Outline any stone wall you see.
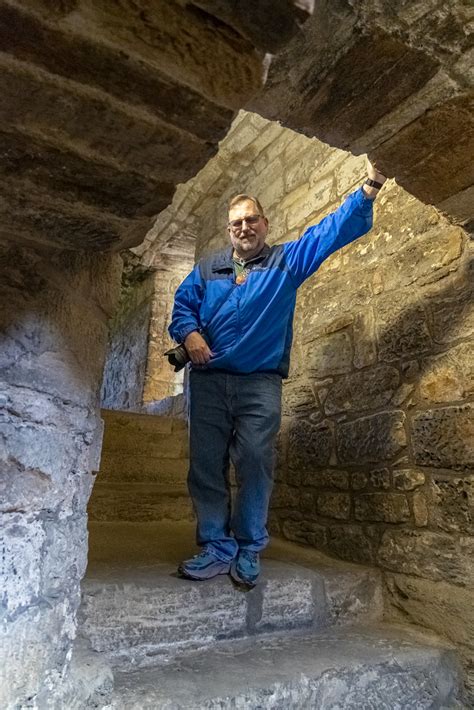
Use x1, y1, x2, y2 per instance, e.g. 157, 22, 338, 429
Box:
142, 110, 474, 692
101, 256, 154, 411
0, 244, 121, 707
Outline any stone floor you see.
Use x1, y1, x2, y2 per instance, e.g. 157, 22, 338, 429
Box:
73, 520, 466, 708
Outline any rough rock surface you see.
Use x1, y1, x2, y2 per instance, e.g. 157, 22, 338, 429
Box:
108, 625, 462, 709
0, 244, 121, 708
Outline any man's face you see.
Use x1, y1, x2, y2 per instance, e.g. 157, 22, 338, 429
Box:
228, 199, 268, 260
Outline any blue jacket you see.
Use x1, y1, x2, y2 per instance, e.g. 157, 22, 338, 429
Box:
169, 187, 373, 377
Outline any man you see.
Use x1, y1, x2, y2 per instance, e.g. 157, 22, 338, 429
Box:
168, 160, 386, 588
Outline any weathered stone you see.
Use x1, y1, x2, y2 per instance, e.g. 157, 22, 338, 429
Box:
378, 530, 474, 586
301, 469, 350, 490
352, 472, 369, 491
385, 572, 474, 692
376, 293, 433, 362
419, 342, 474, 403
107, 625, 463, 709
374, 94, 474, 206
281, 518, 327, 548
271, 483, 300, 510
324, 365, 399, 416
413, 491, 429, 527
288, 419, 333, 471
426, 267, 474, 345
337, 411, 407, 464
429, 475, 474, 535
326, 525, 381, 565
355, 493, 410, 524
281, 381, 317, 417
317, 493, 351, 520
306, 331, 353, 378
367, 468, 391, 490
412, 404, 474, 470
353, 309, 378, 369
393, 469, 426, 491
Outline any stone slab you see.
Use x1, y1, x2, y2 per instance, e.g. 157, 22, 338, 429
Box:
87, 484, 193, 523
108, 624, 463, 709
79, 553, 383, 669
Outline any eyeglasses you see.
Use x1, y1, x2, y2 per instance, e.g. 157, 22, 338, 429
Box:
228, 214, 262, 231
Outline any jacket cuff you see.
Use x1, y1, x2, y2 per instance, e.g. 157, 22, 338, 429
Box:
177, 324, 199, 343
355, 185, 375, 211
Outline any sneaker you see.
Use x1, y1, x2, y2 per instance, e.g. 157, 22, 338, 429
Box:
177, 547, 231, 580
230, 549, 260, 588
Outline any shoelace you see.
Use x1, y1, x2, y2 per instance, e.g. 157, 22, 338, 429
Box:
240, 550, 258, 563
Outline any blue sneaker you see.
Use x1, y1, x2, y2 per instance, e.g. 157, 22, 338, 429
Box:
230, 549, 260, 588
178, 547, 231, 580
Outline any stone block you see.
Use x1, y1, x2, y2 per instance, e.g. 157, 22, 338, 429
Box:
413, 490, 429, 527
337, 411, 407, 464
281, 518, 327, 548
281, 380, 317, 417
367, 468, 391, 490
324, 364, 399, 415
286, 175, 334, 231
326, 525, 382, 565
412, 404, 474, 470
429, 474, 474, 535
288, 419, 333, 471
352, 309, 378, 369
354, 493, 410, 523
375, 292, 432, 362
306, 331, 353, 378
317, 492, 351, 520
393, 469, 425, 491
352, 472, 369, 490
385, 572, 474, 657
378, 529, 474, 586
255, 564, 317, 632
419, 341, 474, 403
300, 469, 350, 490
426, 267, 474, 345
270, 483, 300, 510
1, 513, 45, 614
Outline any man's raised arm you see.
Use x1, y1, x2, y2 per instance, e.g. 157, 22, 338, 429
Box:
283, 159, 387, 287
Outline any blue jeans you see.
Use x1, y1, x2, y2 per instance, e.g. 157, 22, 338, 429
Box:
188, 370, 282, 562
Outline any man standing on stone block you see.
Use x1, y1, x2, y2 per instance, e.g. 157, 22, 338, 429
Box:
168, 160, 386, 588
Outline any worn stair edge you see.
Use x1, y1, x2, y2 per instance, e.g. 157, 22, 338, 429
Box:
88, 486, 194, 523
101, 409, 187, 433
79, 558, 382, 669
105, 623, 464, 709
97, 456, 189, 484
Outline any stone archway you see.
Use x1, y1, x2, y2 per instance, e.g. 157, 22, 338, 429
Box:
1, 1, 472, 706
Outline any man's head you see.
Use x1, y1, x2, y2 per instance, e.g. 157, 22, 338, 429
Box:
227, 194, 268, 261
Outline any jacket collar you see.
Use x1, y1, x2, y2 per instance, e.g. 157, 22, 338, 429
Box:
211, 244, 270, 272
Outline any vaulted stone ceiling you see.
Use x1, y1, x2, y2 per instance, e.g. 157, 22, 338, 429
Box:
0, 0, 312, 251
1, 0, 472, 254
250, 0, 474, 230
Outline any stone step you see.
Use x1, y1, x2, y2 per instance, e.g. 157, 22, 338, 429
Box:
79, 552, 382, 670
88, 484, 193, 523
97, 456, 188, 485
101, 409, 186, 436
107, 624, 463, 709
102, 429, 188, 459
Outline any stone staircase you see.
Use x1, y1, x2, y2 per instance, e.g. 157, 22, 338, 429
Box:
88, 410, 192, 523
80, 410, 466, 708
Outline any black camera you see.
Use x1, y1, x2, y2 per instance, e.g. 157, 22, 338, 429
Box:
164, 343, 190, 372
